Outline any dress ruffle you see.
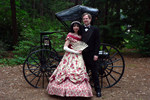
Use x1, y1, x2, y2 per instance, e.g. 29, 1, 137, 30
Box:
47, 79, 93, 97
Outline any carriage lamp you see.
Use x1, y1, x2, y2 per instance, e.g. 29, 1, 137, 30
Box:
43, 35, 50, 46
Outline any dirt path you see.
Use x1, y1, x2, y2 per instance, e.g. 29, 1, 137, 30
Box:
0, 55, 150, 100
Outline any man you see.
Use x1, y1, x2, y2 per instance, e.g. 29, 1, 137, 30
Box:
81, 13, 101, 97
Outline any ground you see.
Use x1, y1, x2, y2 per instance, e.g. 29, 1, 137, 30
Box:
0, 53, 150, 100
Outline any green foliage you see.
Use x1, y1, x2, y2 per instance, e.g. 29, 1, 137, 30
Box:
19, 0, 74, 18
13, 18, 52, 57
84, 0, 126, 48
45, 0, 74, 13
121, 0, 150, 32
138, 35, 150, 56
0, 0, 72, 50
2, 0, 150, 66
99, 23, 125, 49
125, 32, 150, 56
0, 57, 25, 67
84, 0, 150, 51
0, 0, 72, 66
11, 18, 66, 65
50, 31, 66, 52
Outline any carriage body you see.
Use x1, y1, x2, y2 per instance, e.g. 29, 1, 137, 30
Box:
23, 5, 125, 88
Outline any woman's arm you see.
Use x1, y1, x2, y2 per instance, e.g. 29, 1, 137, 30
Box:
63, 40, 80, 54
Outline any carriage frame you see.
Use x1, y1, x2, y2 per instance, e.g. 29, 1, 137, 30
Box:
23, 5, 125, 89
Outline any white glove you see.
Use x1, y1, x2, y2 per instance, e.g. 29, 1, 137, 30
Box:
64, 46, 79, 54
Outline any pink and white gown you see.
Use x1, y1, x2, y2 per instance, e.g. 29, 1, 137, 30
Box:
47, 33, 93, 97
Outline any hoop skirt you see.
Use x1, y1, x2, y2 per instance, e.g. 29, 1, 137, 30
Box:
47, 33, 93, 97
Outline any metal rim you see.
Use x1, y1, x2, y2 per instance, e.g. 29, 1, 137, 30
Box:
23, 49, 60, 88
97, 43, 125, 88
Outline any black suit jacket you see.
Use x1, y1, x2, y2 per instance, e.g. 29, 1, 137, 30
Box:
81, 25, 100, 56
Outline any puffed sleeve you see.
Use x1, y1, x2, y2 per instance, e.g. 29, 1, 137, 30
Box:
65, 33, 72, 41
65, 33, 77, 42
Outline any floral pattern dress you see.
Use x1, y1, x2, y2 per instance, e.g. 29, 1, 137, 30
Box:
47, 33, 93, 97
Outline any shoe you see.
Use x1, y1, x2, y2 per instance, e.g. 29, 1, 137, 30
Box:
96, 91, 101, 97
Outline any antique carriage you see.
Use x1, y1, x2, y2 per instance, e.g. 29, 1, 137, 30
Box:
23, 5, 125, 89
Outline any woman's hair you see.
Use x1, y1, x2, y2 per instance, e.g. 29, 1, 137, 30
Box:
70, 21, 82, 35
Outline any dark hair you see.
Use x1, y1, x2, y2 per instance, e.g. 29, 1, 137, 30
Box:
70, 22, 82, 35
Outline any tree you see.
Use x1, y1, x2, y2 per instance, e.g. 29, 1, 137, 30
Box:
10, 0, 18, 46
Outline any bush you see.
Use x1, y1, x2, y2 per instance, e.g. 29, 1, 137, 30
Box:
126, 33, 150, 57
11, 17, 66, 65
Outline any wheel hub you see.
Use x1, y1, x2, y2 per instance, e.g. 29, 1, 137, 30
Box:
40, 65, 47, 72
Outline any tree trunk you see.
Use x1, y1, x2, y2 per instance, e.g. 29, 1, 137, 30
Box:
116, 0, 121, 30
103, 0, 108, 42
75, 0, 79, 5
144, 2, 150, 35
32, 0, 36, 18
10, 0, 18, 46
104, 0, 108, 25
145, 21, 150, 35
40, 0, 43, 16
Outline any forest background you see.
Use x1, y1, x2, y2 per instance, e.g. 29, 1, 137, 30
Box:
0, 0, 150, 66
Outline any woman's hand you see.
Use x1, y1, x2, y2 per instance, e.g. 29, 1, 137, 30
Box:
77, 50, 82, 54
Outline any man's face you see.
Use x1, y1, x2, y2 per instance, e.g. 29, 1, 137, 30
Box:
82, 15, 91, 26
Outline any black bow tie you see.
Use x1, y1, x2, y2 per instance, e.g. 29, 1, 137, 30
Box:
84, 27, 89, 32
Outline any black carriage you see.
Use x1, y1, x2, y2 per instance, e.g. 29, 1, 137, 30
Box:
23, 5, 125, 89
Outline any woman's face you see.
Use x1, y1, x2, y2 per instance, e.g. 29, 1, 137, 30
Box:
73, 24, 79, 33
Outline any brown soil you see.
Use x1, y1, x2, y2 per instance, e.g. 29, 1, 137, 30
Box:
0, 54, 150, 100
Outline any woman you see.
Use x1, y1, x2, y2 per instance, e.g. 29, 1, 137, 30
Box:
47, 21, 93, 97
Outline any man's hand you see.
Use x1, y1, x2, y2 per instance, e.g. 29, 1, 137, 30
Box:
94, 55, 98, 61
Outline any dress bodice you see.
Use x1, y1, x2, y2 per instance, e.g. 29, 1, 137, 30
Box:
65, 33, 81, 49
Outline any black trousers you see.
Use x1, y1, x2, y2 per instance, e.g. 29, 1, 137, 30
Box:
82, 52, 101, 92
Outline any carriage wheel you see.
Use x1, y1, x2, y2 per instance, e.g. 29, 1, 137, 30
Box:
23, 49, 60, 88
97, 43, 125, 88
